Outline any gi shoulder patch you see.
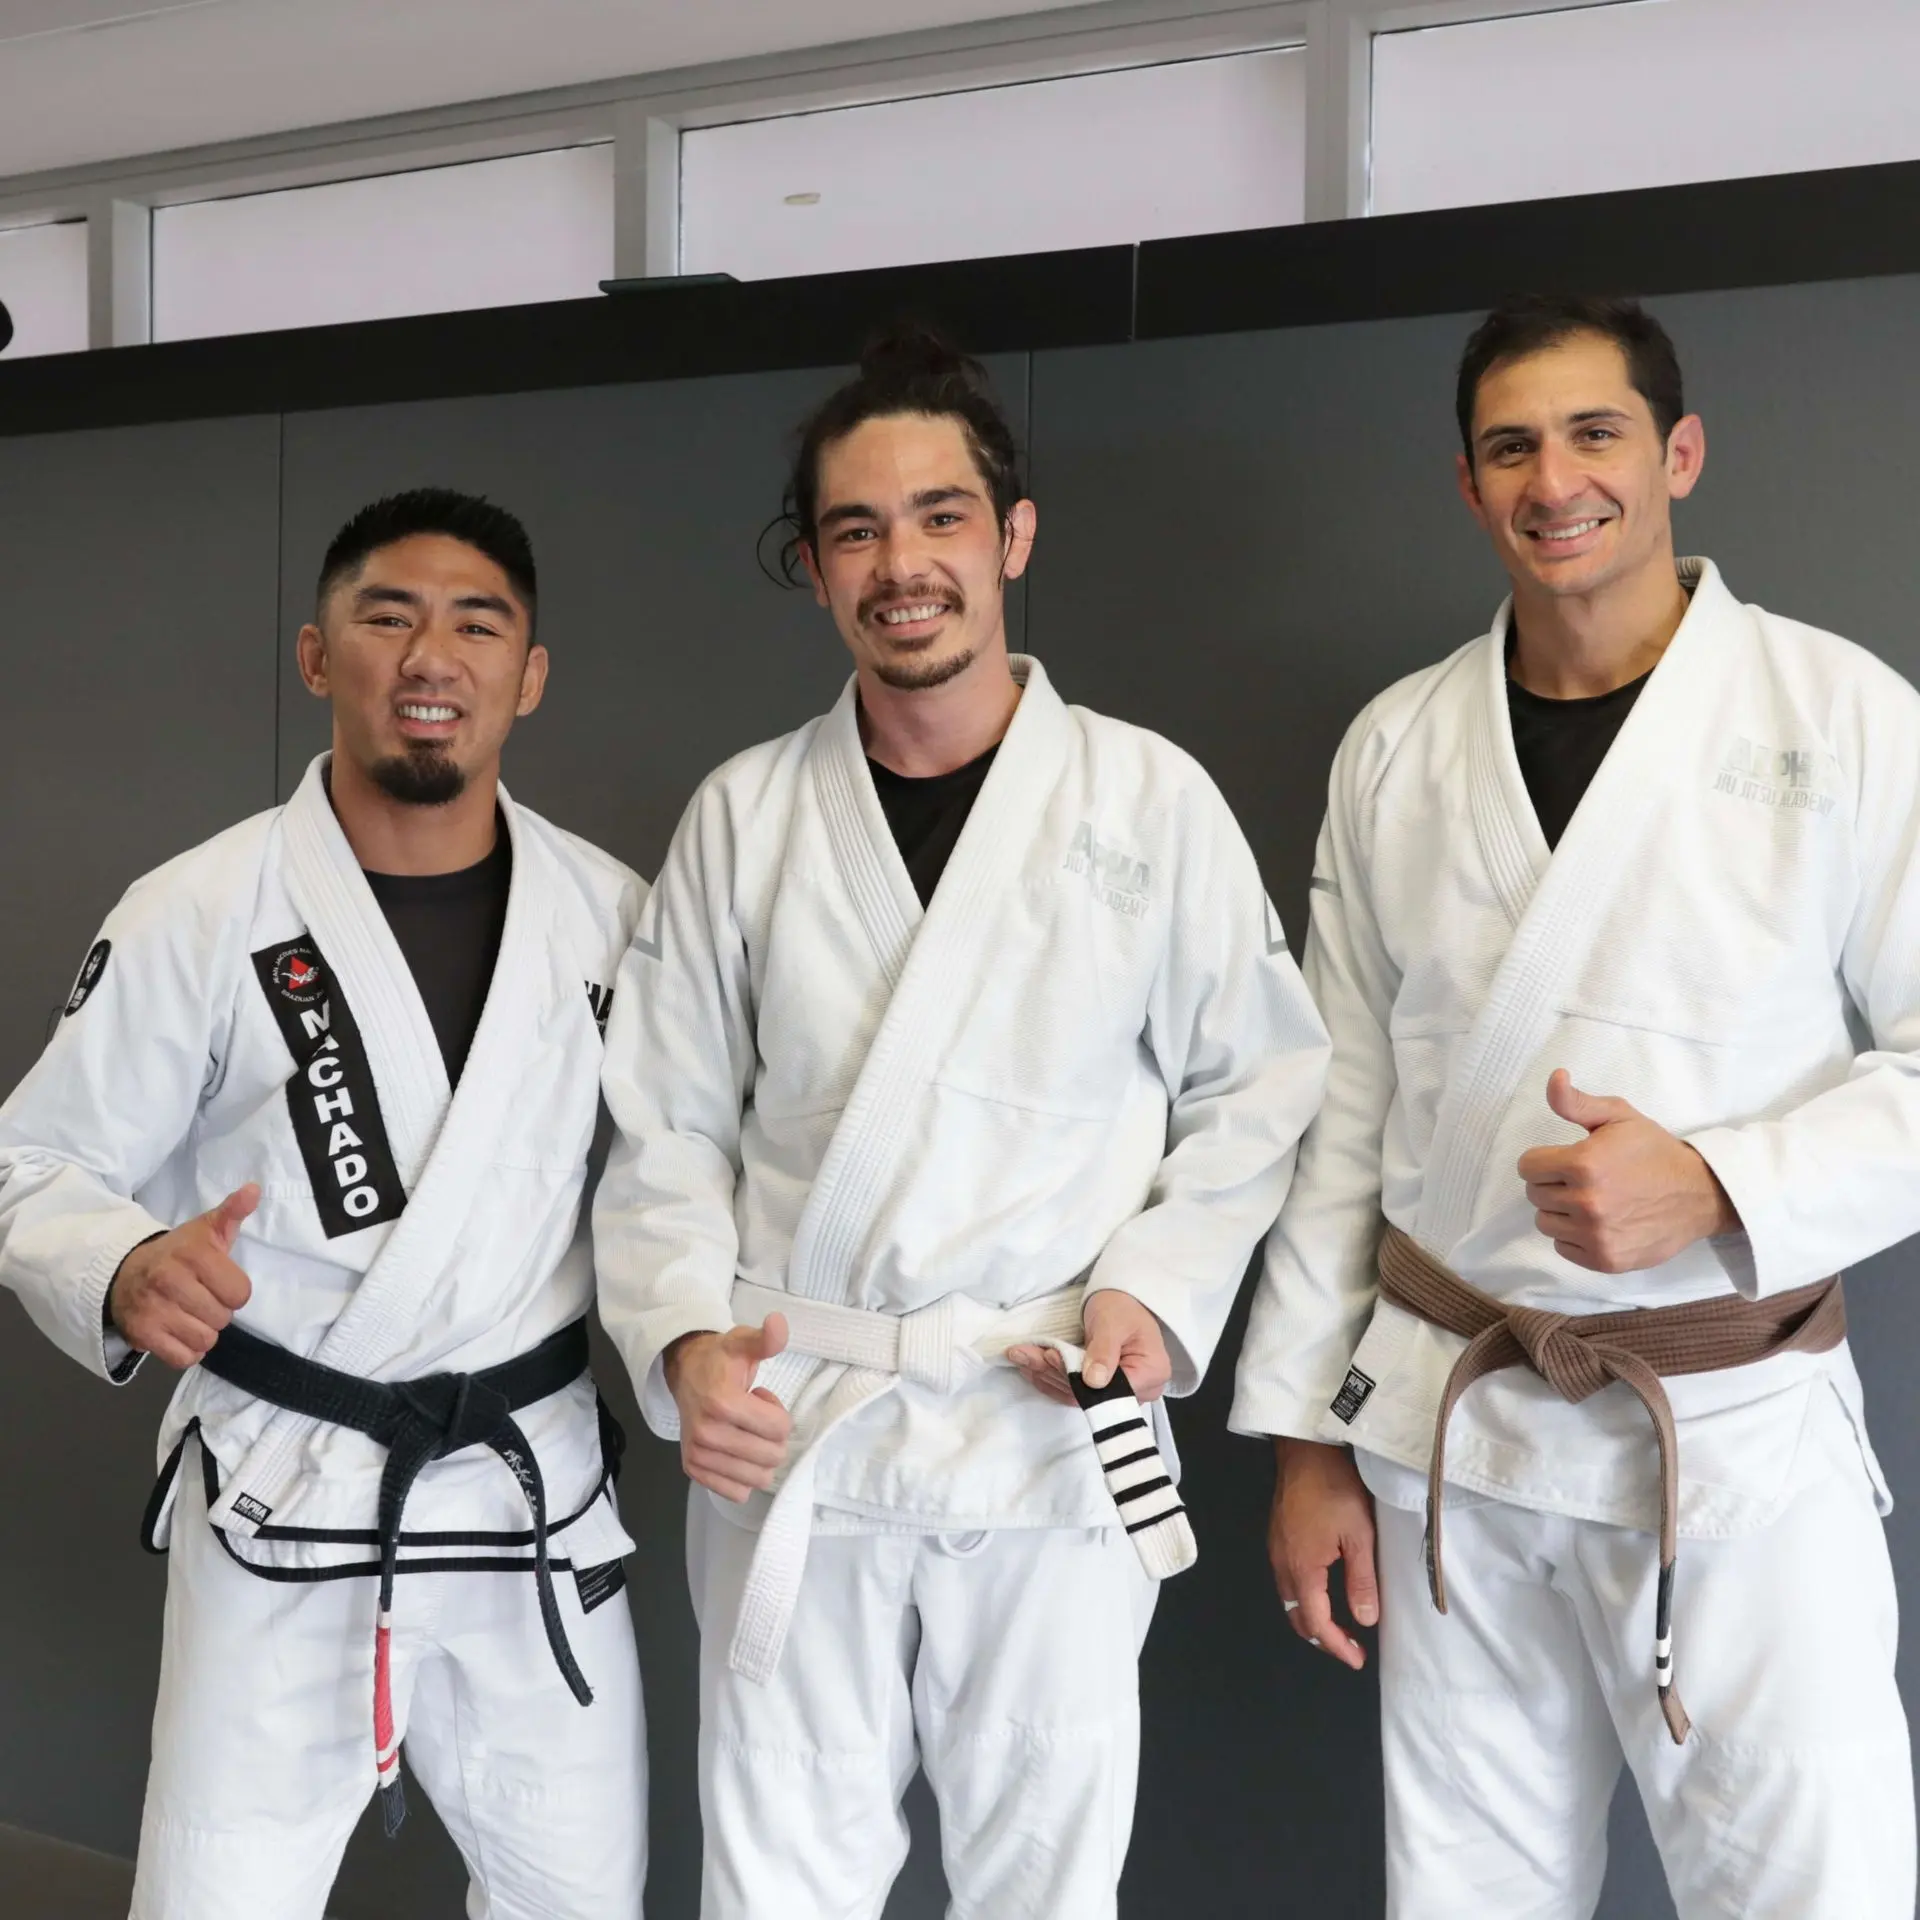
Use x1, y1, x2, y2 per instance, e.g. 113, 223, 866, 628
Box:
1329, 1366, 1376, 1425
64, 939, 111, 1017
251, 937, 407, 1239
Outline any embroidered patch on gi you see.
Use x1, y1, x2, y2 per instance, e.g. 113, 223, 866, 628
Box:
1712, 736, 1840, 816
230, 1492, 273, 1525
574, 1558, 628, 1615
584, 981, 614, 1037
1330, 1366, 1376, 1425
252, 937, 407, 1240
64, 939, 112, 1017
1062, 821, 1151, 920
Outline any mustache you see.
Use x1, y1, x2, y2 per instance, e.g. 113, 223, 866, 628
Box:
859, 580, 965, 623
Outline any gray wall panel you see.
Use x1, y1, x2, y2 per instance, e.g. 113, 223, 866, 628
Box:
0, 415, 281, 1854
1029, 271, 1920, 1920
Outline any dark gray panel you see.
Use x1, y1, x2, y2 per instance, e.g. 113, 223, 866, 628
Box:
0, 415, 281, 1854
276, 360, 1027, 1917
1031, 272, 1920, 1920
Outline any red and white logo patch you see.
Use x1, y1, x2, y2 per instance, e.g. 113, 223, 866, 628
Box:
269, 946, 325, 1005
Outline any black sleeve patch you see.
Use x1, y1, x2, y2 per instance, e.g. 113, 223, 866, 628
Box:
573, 1557, 628, 1615
252, 937, 407, 1239
64, 939, 112, 1017
1329, 1366, 1376, 1425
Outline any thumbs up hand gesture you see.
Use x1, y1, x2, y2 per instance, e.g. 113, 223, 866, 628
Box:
664, 1315, 794, 1502
1517, 1070, 1739, 1273
107, 1184, 260, 1370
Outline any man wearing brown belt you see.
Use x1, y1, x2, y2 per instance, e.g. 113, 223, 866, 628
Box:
1232, 293, 1917, 1916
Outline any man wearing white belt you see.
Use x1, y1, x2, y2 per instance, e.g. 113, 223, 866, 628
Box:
1232, 293, 1918, 1916
596, 325, 1330, 1917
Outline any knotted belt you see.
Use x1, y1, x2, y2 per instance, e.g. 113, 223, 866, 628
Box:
198, 1317, 595, 1831
725, 1278, 1195, 1686
1375, 1225, 1846, 1743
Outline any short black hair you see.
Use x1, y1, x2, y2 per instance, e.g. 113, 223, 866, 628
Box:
316, 488, 538, 629
766, 321, 1026, 584
1456, 294, 1686, 463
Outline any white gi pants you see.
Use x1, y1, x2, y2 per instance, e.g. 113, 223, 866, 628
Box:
688, 1492, 1156, 1920
1373, 1408, 1913, 1919
131, 1457, 648, 1920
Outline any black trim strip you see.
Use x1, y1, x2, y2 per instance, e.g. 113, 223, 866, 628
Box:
0, 245, 1134, 439
210, 1533, 592, 1585
1125, 1499, 1185, 1535
1135, 158, 1920, 342
2, 160, 1916, 440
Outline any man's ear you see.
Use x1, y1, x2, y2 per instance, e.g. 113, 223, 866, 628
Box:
295, 623, 329, 697
799, 539, 830, 609
1664, 413, 1707, 500
1000, 499, 1038, 584
516, 641, 550, 719
1454, 452, 1489, 530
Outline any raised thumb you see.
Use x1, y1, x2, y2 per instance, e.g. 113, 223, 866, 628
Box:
209, 1182, 261, 1249
1546, 1069, 1628, 1132
729, 1310, 788, 1367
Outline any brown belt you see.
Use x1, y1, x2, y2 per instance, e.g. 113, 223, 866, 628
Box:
1375, 1224, 1846, 1743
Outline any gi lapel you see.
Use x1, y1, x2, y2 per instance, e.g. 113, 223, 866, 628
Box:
1466, 599, 1551, 932
785, 655, 1071, 1311
214, 764, 558, 1527
1417, 561, 1736, 1255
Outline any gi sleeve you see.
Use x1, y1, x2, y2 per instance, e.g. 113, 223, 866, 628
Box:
1231, 717, 1403, 1439
0, 873, 224, 1381
1688, 668, 1920, 1297
1086, 774, 1331, 1396
594, 780, 757, 1438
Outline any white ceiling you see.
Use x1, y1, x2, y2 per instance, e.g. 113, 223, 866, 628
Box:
0, 0, 1104, 180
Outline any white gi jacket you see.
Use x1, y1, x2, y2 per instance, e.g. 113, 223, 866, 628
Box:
597, 655, 1331, 1531
1233, 559, 1919, 1537
0, 756, 644, 1571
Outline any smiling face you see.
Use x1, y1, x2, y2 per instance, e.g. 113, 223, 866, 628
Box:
1457, 331, 1704, 604
296, 533, 546, 805
802, 411, 1035, 693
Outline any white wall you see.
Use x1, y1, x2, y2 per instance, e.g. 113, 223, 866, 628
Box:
681, 48, 1306, 281
0, 220, 87, 359
151, 145, 615, 342
1372, 0, 1920, 216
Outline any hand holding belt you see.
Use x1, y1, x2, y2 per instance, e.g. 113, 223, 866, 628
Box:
1375, 1225, 1845, 1743
199, 1317, 593, 1833
724, 1279, 1193, 1687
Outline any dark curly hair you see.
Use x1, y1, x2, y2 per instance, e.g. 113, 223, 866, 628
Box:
764, 321, 1026, 585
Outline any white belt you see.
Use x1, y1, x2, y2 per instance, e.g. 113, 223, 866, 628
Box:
725, 1280, 1089, 1684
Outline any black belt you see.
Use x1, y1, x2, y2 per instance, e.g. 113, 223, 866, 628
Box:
195, 1316, 596, 1832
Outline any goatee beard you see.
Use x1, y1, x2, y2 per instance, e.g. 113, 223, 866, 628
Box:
873, 644, 977, 692
370, 747, 466, 807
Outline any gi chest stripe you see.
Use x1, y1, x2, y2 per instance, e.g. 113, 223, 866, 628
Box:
251, 937, 407, 1238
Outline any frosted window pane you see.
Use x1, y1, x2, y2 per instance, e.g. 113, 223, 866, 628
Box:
1373, 0, 1920, 216
153, 145, 613, 342
682, 49, 1305, 281
0, 221, 88, 360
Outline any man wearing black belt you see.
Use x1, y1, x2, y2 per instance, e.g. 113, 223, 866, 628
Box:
0, 489, 648, 1919
1232, 296, 1917, 1915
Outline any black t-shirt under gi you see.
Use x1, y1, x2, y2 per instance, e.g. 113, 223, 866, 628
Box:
867, 745, 1000, 903
1506, 651, 1653, 851
362, 824, 513, 1085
